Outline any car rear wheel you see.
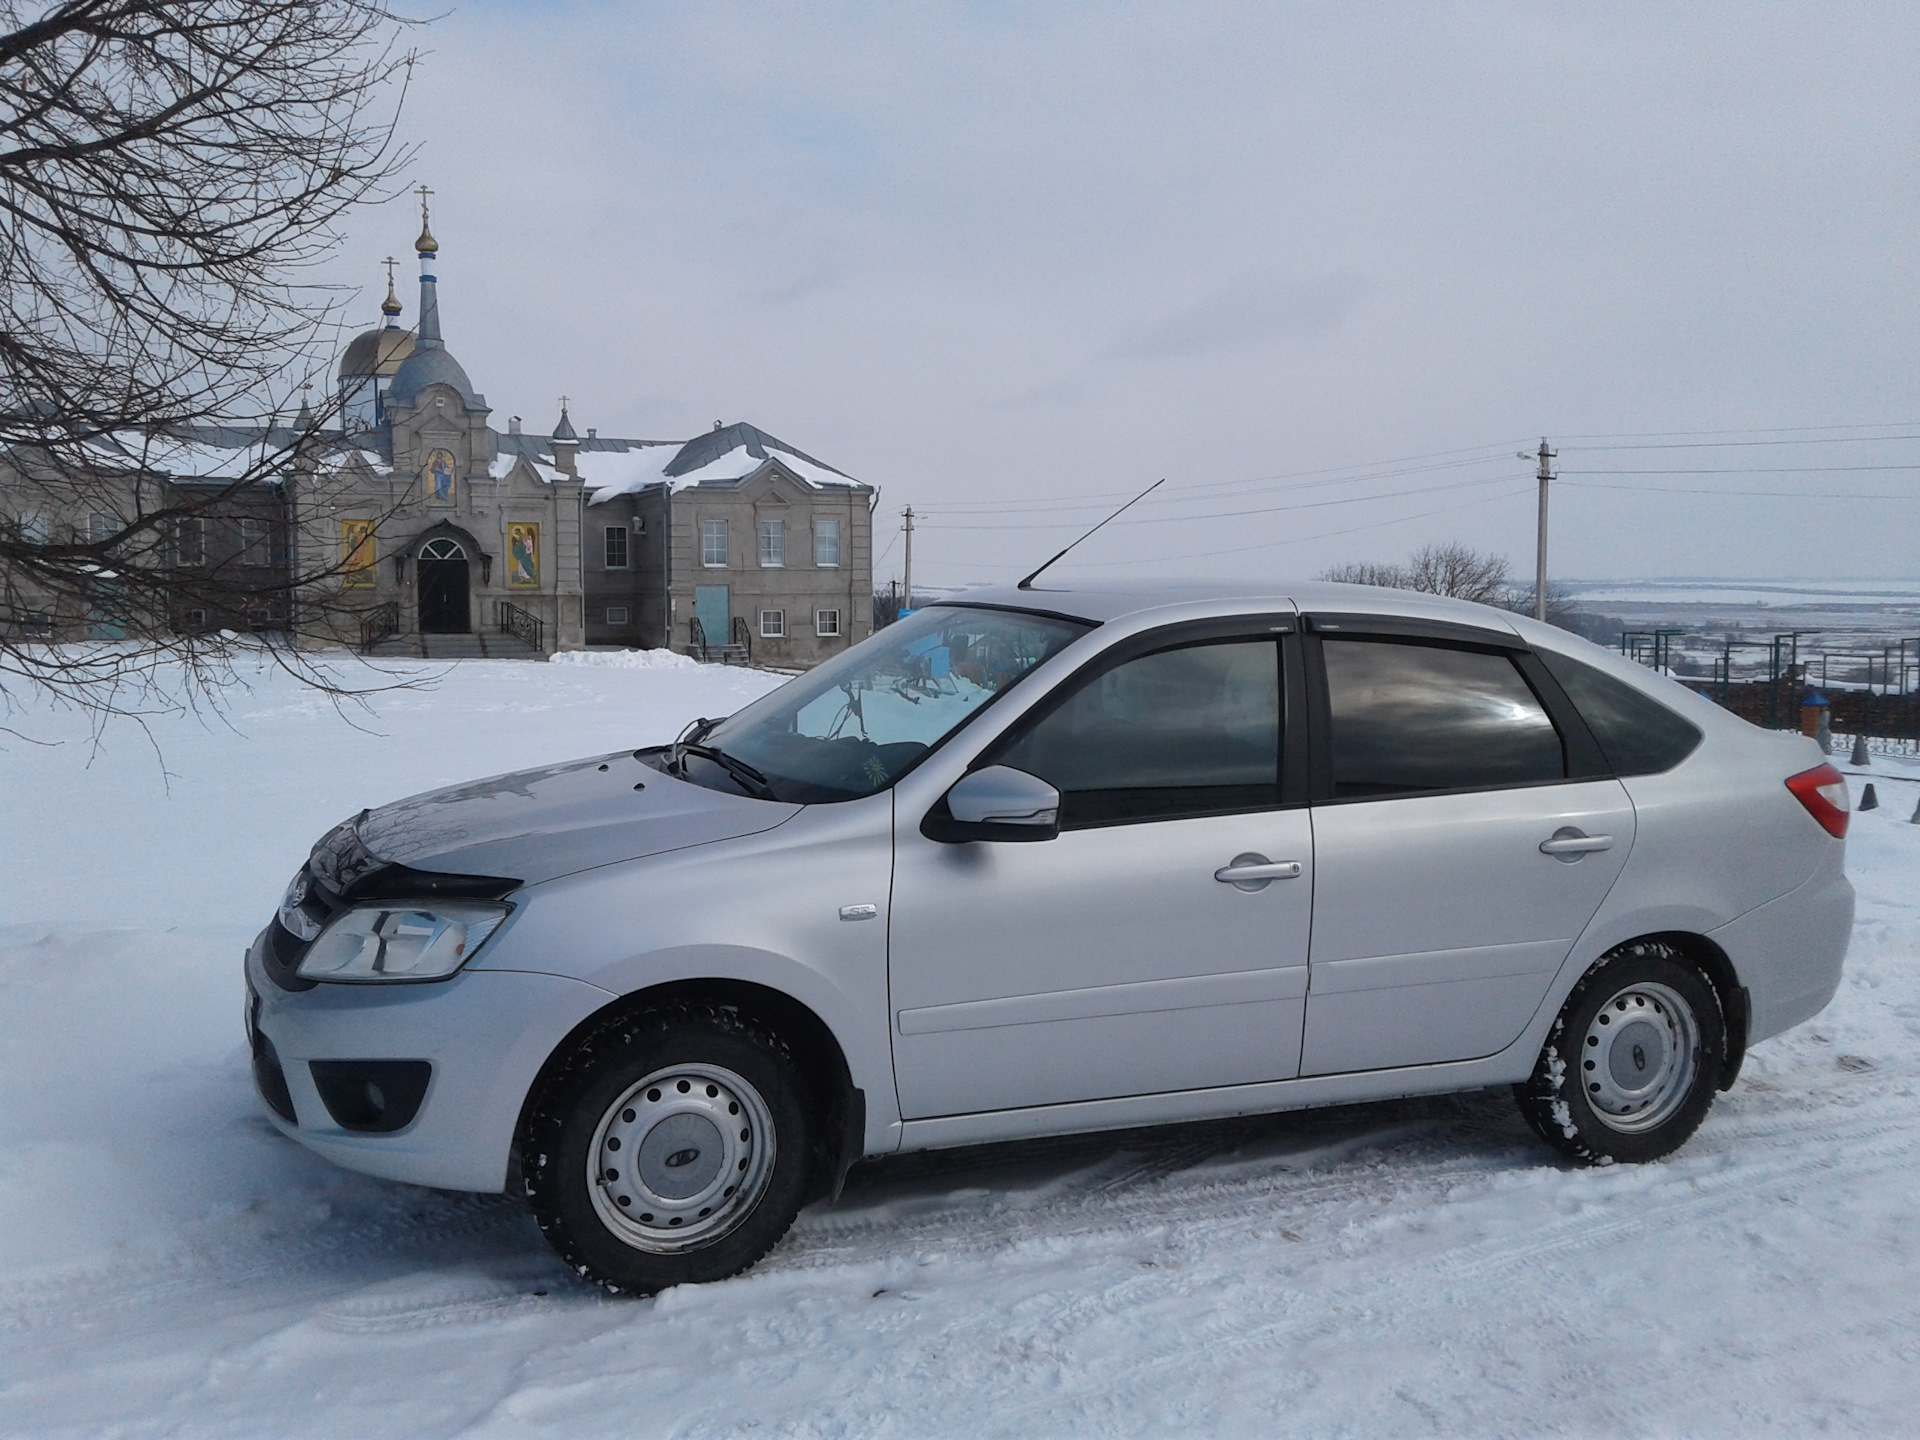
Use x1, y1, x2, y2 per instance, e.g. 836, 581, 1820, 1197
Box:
1515, 942, 1726, 1164
523, 1003, 813, 1294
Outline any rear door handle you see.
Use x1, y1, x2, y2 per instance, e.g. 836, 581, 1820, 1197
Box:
1539, 827, 1613, 861
1215, 853, 1303, 891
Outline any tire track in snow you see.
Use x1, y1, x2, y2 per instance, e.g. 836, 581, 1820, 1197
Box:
0, 1071, 1904, 1357
970, 1100, 1920, 1432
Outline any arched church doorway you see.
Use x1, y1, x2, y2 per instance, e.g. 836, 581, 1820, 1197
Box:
417, 536, 470, 633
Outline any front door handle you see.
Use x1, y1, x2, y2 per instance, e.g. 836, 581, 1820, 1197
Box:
1539, 827, 1613, 862
1215, 853, 1303, 891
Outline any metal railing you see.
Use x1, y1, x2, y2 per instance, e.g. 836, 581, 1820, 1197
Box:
1621, 626, 1920, 743
359, 600, 399, 653
687, 614, 749, 664
496, 599, 544, 652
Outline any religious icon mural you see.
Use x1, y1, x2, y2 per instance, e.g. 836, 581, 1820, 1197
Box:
507, 522, 539, 588
424, 448, 456, 506
341, 519, 377, 586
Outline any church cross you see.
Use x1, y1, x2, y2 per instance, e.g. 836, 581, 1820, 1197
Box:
415, 183, 433, 222
382, 256, 397, 285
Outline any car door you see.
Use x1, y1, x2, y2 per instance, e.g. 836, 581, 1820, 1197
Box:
888, 621, 1314, 1118
1299, 616, 1635, 1075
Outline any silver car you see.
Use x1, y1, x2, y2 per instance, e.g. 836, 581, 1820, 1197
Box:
246, 582, 1854, 1293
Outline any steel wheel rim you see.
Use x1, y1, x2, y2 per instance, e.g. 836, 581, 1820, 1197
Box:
587, 1062, 776, 1253
1579, 980, 1700, 1134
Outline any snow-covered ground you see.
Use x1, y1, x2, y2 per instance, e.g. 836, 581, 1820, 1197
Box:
1559, 577, 1920, 608
2, 652, 1917, 1437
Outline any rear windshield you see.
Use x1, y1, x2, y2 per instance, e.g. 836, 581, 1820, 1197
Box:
1538, 649, 1703, 776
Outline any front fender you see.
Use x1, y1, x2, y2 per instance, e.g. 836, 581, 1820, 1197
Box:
470, 791, 900, 1154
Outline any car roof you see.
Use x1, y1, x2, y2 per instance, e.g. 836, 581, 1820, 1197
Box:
935, 579, 1527, 634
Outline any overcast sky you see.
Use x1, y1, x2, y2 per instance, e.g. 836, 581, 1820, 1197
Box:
324, 3, 1920, 589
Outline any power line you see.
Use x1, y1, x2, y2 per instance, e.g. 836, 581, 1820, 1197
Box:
916, 471, 1523, 530
1563, 433, 1920, 452
928, 485, 1536, 573
1562, 464, 1920, 475
1562, 481, 1920, 500
1556, 419, 1920, 441
911, 444, 1528, 514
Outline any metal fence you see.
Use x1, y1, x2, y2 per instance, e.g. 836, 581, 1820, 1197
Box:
1620, 628, 1920, 743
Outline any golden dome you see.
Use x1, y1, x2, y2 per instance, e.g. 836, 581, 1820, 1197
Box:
338, 326, 417, 380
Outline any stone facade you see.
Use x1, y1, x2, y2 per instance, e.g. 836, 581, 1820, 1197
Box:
582, 426, 875, 667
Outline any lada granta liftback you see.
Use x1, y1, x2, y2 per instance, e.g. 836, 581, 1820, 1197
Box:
247, 582, 1854, 1294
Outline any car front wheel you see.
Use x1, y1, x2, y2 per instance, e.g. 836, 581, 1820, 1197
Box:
523, 1003, 814, 1294
1515, 941, 1727, 1164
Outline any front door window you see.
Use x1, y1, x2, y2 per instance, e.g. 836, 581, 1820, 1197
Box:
996, 639, 1281, 827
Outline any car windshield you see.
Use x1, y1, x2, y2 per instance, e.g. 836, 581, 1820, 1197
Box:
686, 606, 1090, 803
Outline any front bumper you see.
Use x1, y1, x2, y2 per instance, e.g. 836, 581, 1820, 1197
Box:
245, 927, 616, 1192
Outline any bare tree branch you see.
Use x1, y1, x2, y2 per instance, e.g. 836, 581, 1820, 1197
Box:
0, 0, 428, 723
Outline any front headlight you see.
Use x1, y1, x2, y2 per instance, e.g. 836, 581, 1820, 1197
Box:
278, 868, 324, 941
295, 903, 511, 984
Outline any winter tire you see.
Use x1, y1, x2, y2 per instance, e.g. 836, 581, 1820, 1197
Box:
1514, 941, 1726, 1164
523, 1003, 814, 1294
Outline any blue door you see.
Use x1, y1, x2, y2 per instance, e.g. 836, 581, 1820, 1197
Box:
694, 585, 729, 650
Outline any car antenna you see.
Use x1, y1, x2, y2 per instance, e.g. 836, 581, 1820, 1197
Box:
1016, 477, 1166, 591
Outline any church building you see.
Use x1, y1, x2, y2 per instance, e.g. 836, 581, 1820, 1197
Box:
317, 198, 877, 664
1, 194, 877, 668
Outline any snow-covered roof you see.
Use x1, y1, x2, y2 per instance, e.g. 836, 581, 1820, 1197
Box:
489, 450, 571, 485
583, 427, 870, 505
581, 446, 674, 503
76, 429, 297, 482
348, 447, 395, 478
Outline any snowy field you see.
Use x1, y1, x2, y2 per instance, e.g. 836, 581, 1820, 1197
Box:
2, 650, 1918, 1438
1559, 577, 1920, 608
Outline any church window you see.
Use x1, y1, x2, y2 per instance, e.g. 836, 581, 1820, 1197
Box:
816, 608, 841, 638
758, 520, 785, 568
816, 519, 840, 568
761, 609, 785, 639
701, 520, 728, 567
606, 606, 630, 625
89, 511, 117, 546
241, 518, 269, 565
604, 525, 629, 570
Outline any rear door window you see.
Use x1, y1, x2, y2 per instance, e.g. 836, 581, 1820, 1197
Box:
995, 638, 1282, 827
1321, 638, 1565, 798
1536, 649, 1702, 776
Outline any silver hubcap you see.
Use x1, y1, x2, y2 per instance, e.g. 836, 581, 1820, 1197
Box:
587, 1063, 776, 1253
1579, 981, 1700, 1134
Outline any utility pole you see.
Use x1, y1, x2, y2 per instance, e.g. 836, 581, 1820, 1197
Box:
1532, 438, 1556, 622
901, 505, 915, 611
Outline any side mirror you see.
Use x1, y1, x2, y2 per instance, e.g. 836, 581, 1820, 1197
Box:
923, 765, 1061, 843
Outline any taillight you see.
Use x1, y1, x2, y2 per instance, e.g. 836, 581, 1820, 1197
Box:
1785, 763, 1850, 838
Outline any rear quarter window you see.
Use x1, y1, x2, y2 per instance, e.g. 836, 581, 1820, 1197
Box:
1538, 649, 1703, 776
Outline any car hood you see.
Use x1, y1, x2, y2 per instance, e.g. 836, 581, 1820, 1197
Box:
354, 751, 800, 886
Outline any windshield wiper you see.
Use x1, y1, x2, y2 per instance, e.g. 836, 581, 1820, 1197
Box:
677, 742, 779, 800
668, 715, 721, 773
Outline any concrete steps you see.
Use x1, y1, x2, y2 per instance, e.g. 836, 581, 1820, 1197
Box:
367, 632, 543, 661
